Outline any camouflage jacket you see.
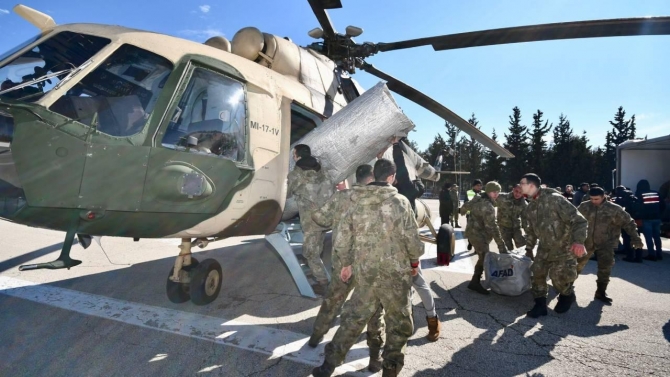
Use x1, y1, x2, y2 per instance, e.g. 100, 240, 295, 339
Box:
311, 185, 359, 270
335, 183, 424, 288
578, 201, 644, 251
524, 188, 588, 261
287, 164, 334, 232
459, 193, 507, 252
497, 192, 528, 229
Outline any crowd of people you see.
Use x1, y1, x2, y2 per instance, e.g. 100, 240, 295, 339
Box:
286, 139, 667, 377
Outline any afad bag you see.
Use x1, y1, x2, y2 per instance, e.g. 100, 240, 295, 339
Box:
482, 248, 533, 296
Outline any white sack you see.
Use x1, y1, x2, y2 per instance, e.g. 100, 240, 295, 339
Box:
482, 248, 533, 296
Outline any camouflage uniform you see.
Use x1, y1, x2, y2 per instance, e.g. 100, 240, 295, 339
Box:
459, 193, 507, 274
497, 192, 528, 250
577, 201, 643, 283
524, 188, 588, 298
449, 187, 460, 225
287, 163, 335, 283
323, 183, 424, 373
310, 186, 384, 349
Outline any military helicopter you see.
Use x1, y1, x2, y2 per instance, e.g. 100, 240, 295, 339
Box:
0, 2, 668, 305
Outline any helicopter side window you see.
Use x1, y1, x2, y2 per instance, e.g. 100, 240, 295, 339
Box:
162, 67, 246, 162
50, 44, 173, 137
0, 32, 110, 103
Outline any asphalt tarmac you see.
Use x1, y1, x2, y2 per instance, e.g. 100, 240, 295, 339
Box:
1, 199, 669, 376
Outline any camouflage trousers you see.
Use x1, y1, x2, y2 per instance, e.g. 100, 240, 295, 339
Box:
451, 211, 460, 225
303, 230, 328, 282
577, 247, 616, 284
324, 281, 413, 371
531, 257, 578, 298
500, 226, 526, 251
311, 272, 384, 348
471, 240, 490, 271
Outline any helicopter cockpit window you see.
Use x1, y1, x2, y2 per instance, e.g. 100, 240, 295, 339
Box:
161, 67, 246, 162
50, 44, 173, 138
0, 32, 110, 103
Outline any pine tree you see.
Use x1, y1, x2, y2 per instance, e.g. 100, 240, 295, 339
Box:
527, 110, 553, 180
443, 121, 460, 171
421, 134, 446, 171
465, 113, 484, 182
503, 106, 529, 185
482, 129, 503, 184
547, 114, 574, 187
603, 106, 636, 189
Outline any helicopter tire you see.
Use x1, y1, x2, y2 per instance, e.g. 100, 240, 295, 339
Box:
190, 259, 222, 306
165, 257, 199, 304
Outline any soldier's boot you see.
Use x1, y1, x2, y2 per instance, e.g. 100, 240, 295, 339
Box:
382, 364, 402, 377
312, 361, 336, 377
468, 267, 489, 295
526, 297, 548, 318
307, 333, 324, 348
594, 282, 613, 305
426, 316, 441, 342
467, 242, 473, 251
554, 292, 576, 314
367, 347, 383, 372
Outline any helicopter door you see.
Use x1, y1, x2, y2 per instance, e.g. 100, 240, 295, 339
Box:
141, 65, 248, 214
48, 44, 174, 211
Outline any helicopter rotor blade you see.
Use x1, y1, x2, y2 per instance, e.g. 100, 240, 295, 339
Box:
358, 61, 514, 158
307, 0, 339, 39
376, 16, 670, 53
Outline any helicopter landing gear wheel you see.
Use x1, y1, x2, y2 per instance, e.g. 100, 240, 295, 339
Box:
190, 259, 222, 306
165, 258, 199, 303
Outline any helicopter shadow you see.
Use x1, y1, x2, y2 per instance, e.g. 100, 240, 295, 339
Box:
410, 281, 629, 377
0, 242, 63, 273
42, 235, 331, 335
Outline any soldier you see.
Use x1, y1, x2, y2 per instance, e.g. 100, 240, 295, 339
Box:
521, 173, 588, 318
450, 184, 461, 227
497, 184, 528, 250
464, 179, 484, 251
309, 165, 385, 372
312, 159, 424, 377
577, 187, 644, 304
459, 181, 508, 295
287, 144, 335, 295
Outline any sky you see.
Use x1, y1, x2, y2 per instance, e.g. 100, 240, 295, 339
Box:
1, 0, 668, 153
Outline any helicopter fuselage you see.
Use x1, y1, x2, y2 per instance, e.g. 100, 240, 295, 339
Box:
0, 23, 353, 239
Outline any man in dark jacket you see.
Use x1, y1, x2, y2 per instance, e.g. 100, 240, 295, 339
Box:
635, 179, 665, 261
439, 183, 454, 225
573, 183, 589, 207
612, 185, 639, 260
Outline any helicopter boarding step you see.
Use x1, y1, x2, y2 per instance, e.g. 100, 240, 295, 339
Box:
265, 221, 331, 299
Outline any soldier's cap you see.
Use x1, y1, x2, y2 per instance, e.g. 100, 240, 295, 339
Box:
485, 181, 502, 193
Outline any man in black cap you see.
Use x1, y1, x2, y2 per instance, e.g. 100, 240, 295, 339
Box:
573, 182, 589, 207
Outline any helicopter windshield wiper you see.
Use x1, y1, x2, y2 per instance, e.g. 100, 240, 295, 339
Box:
52, 59, 94, 91
0, 68, 74, 96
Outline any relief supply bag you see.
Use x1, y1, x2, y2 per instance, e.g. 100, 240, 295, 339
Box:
482, 248, 533, 296
282, 82, 415, 220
